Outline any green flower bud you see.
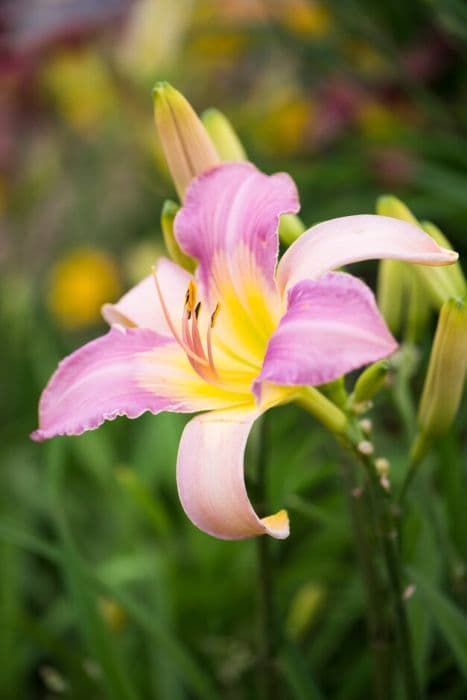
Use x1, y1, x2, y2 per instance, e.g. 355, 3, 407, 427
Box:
376, 195, 418, 224
319, 376, 348, 408
153, 82, 219, 199
420, 221, 466, 303
376, 195, 427, 338
201, 108, 247, 161
160, 200, 195, 272
377, 258, 406, 334
417, 297, 467, 440
353, 361, 389, 404
279, 213, 306, 246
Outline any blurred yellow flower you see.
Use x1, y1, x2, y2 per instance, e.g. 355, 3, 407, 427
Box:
42, 49, 116, 132
281, 0, 331, 37
189, 31, 249, 61
47, 248, 120, 329
253, 96, 312, 157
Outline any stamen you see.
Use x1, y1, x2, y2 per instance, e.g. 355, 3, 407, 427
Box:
206, 304, 221, 375
152, 270, 209, 366
210, 303, 221, 328
185, 280, 197, 316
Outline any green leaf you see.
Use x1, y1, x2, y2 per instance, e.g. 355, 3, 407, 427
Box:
279, 644, 325, 700
408, 568, 467, 678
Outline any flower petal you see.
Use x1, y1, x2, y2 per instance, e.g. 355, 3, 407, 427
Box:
176, 409, 290, 540
277, 214, 459, 294
102, 257, 191, 332
31, 327, 248, 441
255, 272, 397, 394
175, 163, 299, 365
176, 162, 299, 300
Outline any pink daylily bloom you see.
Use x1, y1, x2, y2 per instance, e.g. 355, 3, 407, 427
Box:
32, 162, 458, 540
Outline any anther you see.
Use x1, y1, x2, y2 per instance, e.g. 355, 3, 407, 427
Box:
210, 303, 221, 328
185, 280, 197, 315
194, 301, 201, 319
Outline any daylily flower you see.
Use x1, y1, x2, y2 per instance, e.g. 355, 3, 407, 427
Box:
32, 162, 458, 540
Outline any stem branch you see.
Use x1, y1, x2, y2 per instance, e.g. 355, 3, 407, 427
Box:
346, 422, 421, 700
340, 457, 392, 700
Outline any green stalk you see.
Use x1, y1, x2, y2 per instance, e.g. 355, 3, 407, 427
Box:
254, 415, 277, 700
339, 457, 392, 700
345, 420, 421, 700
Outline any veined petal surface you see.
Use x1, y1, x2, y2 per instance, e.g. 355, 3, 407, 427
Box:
176, 409, 289, 540
277, 214, 459, 294
32, 327, 249, 441
255, 272, 397, 393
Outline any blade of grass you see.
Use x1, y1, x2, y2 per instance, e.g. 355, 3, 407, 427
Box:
0, 518, 220, 699
408, 568, 467, 679
47, 440, 138, 700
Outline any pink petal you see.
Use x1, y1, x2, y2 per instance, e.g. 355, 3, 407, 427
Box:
31, 327, 243, 441
176, 409, 290, 540
254, 272, 397, 394
277, 214, 459, 294
102, 257, 191, 332
175, 162, 299, 305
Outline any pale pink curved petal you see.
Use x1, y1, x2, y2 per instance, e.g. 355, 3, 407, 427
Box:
102, 257, 191, 332
254, 273, 397, 395
176, 409, 290, 540
277, 214, 459, 294
175, 162, 299, 304
31, 327, 244, 441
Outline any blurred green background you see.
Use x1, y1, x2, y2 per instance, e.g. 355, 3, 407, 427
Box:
1, 1, 466, 698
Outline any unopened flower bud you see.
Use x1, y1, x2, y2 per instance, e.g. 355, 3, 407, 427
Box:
376, 195, 428, 338
160, 200, 195, 272
419, 221, 466, 306
153, 82, 219, 199
380, 475, 391, 491
375, 457, 390, 476
319, 376, 348, 408
376, 195, 418, 225
359, 418, 373, 435
357, 440, 374, 456
279, 214, 306, 246
353, 361, 389, 404
201, 108, 247, 161
377, 258, 406, 334
417, 298, 467, 442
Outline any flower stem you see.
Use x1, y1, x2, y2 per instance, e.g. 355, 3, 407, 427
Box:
254, 414, 277, 700
340, 457, 392, 700
346, 422, 421, 700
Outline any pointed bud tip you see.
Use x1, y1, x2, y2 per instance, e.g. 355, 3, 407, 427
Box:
161, 199, 179, 218
152, 80, 172, 97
